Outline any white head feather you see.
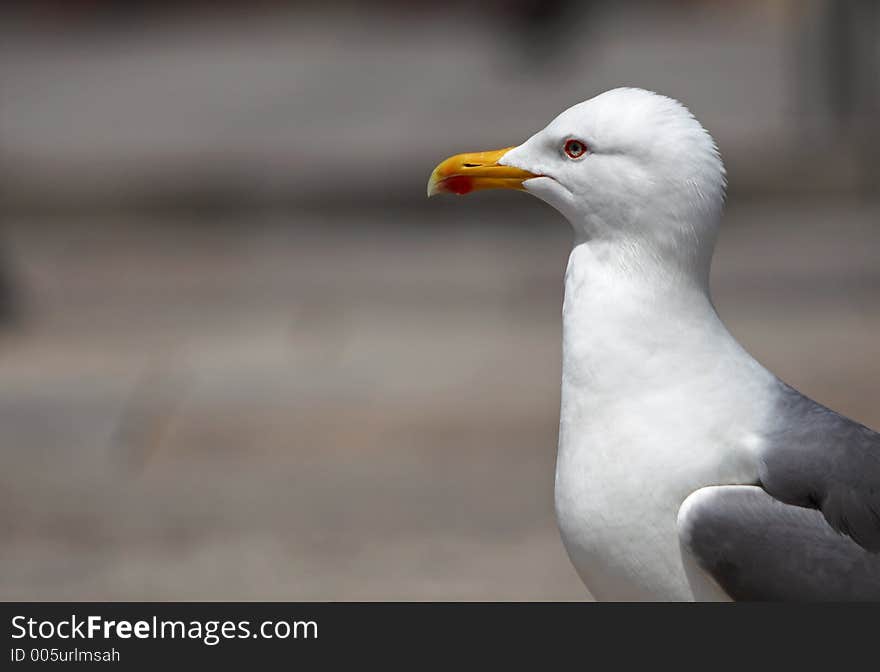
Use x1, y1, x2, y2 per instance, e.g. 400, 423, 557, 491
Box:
501, 88, 726, 286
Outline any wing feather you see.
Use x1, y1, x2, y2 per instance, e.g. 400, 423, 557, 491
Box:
678, 485, 880, 601
759, 383, 880, 552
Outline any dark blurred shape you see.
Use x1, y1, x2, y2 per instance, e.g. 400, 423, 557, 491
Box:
822, 0, 879, 194
0, 248, 19, 326
796, 0, 880, 196
507, 0, 585, 68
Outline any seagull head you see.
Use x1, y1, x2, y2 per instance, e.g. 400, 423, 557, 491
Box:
428, 88, 726, 276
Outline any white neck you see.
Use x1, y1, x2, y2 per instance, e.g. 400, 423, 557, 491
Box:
561, 236, 725, 399
567, 189, 721, 294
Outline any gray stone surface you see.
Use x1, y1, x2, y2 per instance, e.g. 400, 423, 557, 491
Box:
0, 201, 877, 600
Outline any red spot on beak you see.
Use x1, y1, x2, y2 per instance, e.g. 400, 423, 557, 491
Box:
443, 175, 474, 195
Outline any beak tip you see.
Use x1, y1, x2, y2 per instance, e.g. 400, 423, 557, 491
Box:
427, 170, 443, 198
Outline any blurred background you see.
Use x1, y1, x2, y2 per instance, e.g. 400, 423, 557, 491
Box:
0, 0, 878, 600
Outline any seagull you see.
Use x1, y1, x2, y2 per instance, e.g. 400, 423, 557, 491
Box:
427, 88, 880, 601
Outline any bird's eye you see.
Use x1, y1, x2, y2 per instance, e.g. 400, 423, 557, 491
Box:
563, 139, 588, 159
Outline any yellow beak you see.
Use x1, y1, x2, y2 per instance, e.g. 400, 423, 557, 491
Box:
427, 147, 537, 197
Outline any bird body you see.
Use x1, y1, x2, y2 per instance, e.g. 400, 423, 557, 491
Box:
556, 240, 770, 600
428, 88, 880, 600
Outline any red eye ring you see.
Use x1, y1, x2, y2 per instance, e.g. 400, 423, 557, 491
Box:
563, 139, 588, 159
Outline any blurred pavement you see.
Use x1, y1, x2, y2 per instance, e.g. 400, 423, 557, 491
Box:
0, 200, 877, 600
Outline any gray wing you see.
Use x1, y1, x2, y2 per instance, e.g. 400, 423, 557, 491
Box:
758, 383, 880, 551
678, 485, 880, 601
